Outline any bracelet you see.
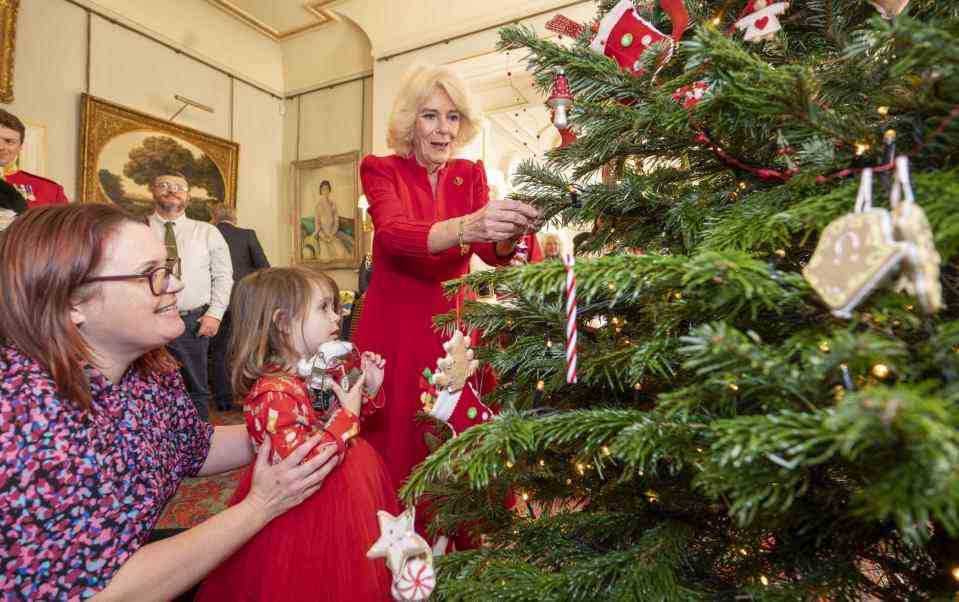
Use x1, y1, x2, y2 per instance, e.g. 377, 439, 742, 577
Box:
457, 217, 469, 255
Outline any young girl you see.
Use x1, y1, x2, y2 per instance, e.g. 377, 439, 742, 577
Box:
196, 267, 398, 601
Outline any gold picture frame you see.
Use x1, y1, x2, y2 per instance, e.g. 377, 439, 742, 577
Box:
0, 0, 19, 103
292, 151, 363, 269
78, 94, 239, 221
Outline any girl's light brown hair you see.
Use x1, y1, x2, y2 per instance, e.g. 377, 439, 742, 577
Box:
0, 204, 176, 411
229, 266, 340, 399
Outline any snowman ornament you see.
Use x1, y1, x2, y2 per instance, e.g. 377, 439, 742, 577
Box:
734, 0, 789, 43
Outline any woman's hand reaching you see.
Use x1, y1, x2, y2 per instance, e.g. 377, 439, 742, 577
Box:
464, 198, 541, 243
242, 436, 339, 523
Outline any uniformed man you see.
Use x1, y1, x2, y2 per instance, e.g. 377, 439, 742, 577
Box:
0, 109, 69, 207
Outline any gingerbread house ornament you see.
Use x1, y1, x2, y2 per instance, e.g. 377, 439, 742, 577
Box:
803, 169, 910, 318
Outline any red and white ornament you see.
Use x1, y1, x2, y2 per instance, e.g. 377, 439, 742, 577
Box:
563, 254, 578, 384
429, 381, 493, 436
734, 1, 789, 43
589, 0, 690, 75
391, 558, 436, 601
547, 68, 574, 129
672, 81, 710, 109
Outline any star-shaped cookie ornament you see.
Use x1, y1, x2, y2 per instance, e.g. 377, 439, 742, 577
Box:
366, 508, 433, 576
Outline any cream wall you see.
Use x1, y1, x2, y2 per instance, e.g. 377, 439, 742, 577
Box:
282, 19, 372, 96
283, 78, 373, 291
6, 0, 286, 264
74, 0, 285, 93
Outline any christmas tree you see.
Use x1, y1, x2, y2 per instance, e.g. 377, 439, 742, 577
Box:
402, 1, 959, 599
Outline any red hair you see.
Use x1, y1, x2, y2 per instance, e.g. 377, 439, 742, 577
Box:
0, 204, 176, 411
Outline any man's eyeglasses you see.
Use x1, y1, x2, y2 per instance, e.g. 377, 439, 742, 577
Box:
154, 182, 189, 193
82, 259, 182, 296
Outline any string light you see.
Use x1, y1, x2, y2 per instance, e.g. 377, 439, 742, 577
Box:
739, 548, 749, 557
854, 142, 871, 156
711, 16, 721, 25
536, 380, 545, 391
760, 576, 769, 586
539, 459, 546, 467
576, 463, 586, 475
819, 341, 830, 353
728, 383, 739, 392
566, 478, 572, 485
546, 339, 553, 349
601, 445, 611, 456
877, 106, 889, 116
872, 363, 890, 379
950, 566, 959, 582
634, 382, 642, 390
774, 249, 786, 258
521, 492, 530, 501
506, 461, 514, 469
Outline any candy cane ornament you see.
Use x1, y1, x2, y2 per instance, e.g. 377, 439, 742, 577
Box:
563, 254, 578, 384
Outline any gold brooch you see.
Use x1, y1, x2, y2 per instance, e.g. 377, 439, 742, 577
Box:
453, 176, 464, 185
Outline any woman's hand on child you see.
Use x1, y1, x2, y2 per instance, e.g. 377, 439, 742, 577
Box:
330, 371, 366, 416
360, 352, 386, 398
244, 435, 339, 523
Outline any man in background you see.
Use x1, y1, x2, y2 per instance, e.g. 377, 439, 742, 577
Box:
209, 204, 270, 410
149, 171, 232, 421
0, 109, 69, 207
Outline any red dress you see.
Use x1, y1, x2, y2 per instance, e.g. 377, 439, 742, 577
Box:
353, 154, 514, 536
196, 371, 398, 602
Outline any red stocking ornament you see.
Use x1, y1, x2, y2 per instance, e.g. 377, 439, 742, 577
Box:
548, 0, 690, 76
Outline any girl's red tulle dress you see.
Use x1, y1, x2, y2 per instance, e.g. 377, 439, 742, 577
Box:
196, 371, 398, 602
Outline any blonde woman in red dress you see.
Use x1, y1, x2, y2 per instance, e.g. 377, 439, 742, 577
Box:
353, 64, 542, 542
197, 267, 397, 601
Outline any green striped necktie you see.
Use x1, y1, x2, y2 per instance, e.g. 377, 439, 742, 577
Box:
164, 221, 179, 263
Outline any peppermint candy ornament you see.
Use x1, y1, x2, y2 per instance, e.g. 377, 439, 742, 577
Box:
391, 558, 436, 601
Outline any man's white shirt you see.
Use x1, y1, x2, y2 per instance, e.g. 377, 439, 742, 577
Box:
149, 212, 233, 319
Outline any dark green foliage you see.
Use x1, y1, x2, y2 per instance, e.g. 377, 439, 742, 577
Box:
408, 1, 959, 599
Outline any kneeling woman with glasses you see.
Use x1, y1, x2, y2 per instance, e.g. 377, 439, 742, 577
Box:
0, 204, 340, 600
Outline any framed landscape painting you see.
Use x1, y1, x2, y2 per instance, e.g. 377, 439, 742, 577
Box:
78, 94, 238, 221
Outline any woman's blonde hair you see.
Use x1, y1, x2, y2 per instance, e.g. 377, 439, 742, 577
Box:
229, 266, 341, 399
387, 64, 481, 157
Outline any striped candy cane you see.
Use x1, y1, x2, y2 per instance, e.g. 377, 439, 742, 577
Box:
563, 254, 577, 384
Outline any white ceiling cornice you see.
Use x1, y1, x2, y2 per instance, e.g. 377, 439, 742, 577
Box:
204, 0, 338, 41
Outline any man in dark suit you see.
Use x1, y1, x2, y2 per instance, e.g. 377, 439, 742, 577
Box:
209, 205, 270, 410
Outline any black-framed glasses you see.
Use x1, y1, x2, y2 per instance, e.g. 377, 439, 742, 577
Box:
83, 259, 182, 296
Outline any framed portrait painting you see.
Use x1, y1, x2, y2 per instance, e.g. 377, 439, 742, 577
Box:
0, 0, 19, 103
292, 151, 362, 269
78, 94, 239, 221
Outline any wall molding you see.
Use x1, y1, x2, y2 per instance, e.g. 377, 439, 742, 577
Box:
204, 0, 338, 41
65, 0, 284, 98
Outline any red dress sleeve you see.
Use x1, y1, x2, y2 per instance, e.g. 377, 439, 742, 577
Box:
469, 161, 517, 267
246, 376, 359, 463
361, 155, 436, 259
